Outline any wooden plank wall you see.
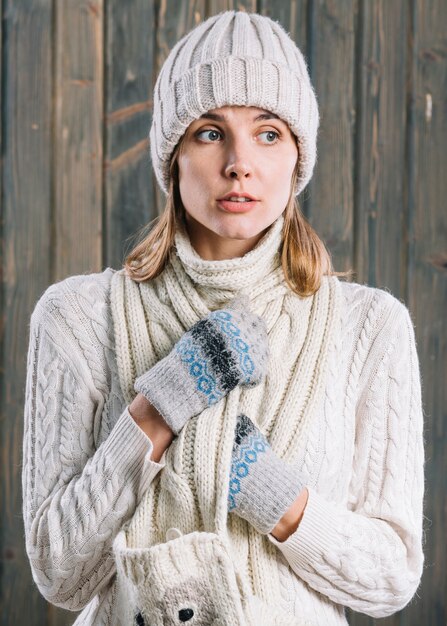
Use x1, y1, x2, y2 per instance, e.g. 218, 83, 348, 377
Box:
0, 0, 445, 624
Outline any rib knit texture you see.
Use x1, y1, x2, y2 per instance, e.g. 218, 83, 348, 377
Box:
111, 211, 342, 624
22, 216, 424, 625
228, 413, 304, 535
149, 10, 319, 196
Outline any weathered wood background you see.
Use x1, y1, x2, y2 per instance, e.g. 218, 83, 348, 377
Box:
0, 0, 445, 624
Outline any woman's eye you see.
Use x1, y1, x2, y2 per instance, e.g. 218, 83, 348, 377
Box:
258, 130, 279, 144
196, 129, 222, 142
196, 129, 279, 144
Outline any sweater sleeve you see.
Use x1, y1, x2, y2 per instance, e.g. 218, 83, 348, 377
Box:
268, 299, 425, 618
22, 287, 166, 611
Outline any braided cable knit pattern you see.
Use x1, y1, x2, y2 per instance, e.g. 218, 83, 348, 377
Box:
22, 272, 166, 614
22, 222, 424, 624
268, 300, 424, 618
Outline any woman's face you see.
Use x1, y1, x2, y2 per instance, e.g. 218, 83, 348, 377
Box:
177, 105, 298, 260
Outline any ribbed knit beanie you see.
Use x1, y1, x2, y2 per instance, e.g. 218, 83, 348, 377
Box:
149, 10, 319, 197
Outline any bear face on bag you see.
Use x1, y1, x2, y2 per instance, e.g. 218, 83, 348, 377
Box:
134, 577, 222, 625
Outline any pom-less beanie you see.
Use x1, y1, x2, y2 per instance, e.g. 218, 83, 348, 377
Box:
149, 10, 319, 197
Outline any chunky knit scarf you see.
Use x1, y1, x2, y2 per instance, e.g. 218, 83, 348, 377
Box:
110, 215, 342, 625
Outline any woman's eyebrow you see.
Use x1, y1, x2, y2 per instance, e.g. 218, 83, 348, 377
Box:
199, 112, 280, 122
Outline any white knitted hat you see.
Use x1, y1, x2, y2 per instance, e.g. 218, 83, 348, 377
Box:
149, 10, 319, 197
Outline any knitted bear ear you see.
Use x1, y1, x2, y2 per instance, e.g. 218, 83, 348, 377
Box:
134, 610, 146, 625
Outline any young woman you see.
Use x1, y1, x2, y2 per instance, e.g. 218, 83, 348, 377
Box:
22, 10, 424, 625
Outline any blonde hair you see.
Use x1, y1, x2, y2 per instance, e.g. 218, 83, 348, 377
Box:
124, 137, 353, 297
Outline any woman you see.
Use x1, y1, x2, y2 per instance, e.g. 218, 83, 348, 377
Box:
22, 10, 424, 625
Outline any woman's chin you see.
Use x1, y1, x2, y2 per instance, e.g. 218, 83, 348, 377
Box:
213, 213, 275, 240
184, 209, 281, 259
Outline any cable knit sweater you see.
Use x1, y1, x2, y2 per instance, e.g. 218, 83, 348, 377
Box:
22, 221, 424, 625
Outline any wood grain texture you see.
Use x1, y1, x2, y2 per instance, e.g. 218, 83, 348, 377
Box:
0, 1, 53, 624
258, 0, 309, 55
353, 0, 409, 297
104, 0, 155, 270
305, 0, 356, 275
406, 0, 447, 622
54, 0, 104, 279
207, 0, 256, 16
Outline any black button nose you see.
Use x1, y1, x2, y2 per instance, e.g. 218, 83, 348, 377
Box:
178, 607, 194, 622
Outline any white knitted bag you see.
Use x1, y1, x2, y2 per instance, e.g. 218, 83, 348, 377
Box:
114, 527, 309, 625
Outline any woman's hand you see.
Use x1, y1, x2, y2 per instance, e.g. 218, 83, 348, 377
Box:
133, 295, 269, 435
128, 393, 175, 463
270, 488, 309, 542
228, 413, 307, 538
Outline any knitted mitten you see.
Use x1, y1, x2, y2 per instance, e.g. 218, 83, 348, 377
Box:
228, 414, 303, 535
134, 296, 268, 435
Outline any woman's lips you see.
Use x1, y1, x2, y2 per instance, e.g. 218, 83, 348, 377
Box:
217, 199, 259, 213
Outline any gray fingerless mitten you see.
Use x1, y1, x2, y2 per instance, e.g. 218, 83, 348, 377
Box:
134, 296, 268, 435
228, 414, 303, 535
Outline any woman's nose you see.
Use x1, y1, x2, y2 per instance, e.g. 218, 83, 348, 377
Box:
225, 163, 252, 179
223, 140, 253, 179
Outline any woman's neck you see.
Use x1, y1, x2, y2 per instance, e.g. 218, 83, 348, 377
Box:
183, 214, 271, 261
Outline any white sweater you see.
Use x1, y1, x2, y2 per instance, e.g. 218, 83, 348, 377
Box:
22, 263, 424, 624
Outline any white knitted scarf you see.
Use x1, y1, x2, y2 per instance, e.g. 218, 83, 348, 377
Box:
110, 215, 342, 625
